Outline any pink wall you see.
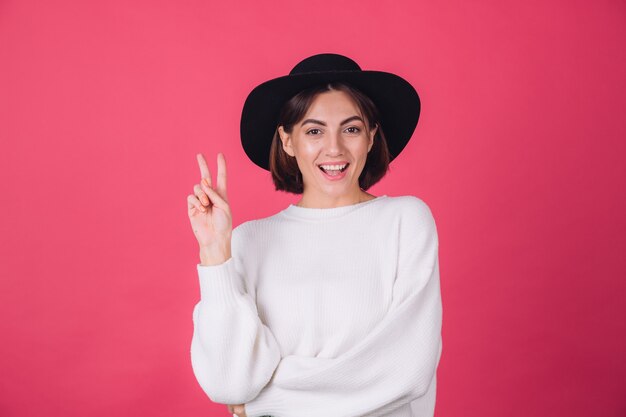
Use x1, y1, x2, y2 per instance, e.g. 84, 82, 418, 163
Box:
1, 0, 624, 416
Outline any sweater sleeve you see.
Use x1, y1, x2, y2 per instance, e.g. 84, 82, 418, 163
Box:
190, 227, 282, 405
243, 199, 443, 417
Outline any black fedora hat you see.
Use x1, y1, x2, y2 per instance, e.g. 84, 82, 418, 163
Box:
240, 53, 421, 171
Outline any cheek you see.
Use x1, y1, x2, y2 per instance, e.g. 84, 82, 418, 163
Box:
298, 142, 321, 158
348, 140, 370, 156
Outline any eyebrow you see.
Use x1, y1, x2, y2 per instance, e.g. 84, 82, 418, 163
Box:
300, 115, 365, 127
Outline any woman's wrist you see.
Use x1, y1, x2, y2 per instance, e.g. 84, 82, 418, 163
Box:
199, 241, 232, 266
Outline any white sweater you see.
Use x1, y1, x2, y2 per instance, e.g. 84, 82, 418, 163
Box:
190, 194, 443, 417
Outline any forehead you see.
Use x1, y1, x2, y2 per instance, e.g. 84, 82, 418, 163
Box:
305, 90, 361, 116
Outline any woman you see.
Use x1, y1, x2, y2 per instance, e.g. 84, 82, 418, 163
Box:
187, 53, 442, 417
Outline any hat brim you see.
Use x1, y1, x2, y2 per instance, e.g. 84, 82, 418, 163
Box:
240, 70, 420, 171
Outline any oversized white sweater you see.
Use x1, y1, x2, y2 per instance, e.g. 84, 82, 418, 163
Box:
190, 194, 443, 417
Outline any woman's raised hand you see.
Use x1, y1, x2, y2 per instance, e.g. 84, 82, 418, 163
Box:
187, 152, 233, 264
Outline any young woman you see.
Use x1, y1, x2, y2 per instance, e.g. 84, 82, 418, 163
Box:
187, 53, 442, 417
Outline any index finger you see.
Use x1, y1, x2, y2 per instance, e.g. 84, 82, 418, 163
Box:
196, 153, 211, 183
216, 152, 227, 195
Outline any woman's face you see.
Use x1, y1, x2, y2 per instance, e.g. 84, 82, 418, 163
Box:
278, 90, 377, 203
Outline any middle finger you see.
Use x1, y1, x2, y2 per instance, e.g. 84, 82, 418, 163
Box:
196, 153, 212, 187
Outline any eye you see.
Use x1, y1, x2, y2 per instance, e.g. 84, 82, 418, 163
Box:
306, 128, 322, 135
345, 126, 361, 134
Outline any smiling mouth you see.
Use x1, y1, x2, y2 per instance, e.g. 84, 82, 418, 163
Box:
318, 163, 349, 174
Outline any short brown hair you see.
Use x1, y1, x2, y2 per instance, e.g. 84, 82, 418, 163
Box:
269, 81, 391, 194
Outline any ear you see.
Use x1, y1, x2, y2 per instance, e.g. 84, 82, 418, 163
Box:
278, 126, 295, 157
367, 124, 378, 153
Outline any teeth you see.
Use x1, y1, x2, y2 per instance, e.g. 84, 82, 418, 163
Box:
319, 163, 347, 170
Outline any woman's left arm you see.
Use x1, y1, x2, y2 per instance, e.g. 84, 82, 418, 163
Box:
244, 198, 443, 417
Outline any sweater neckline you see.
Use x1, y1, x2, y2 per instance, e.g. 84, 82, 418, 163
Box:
280, 195, 388, 220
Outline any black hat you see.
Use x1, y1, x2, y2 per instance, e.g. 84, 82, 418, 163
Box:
240, 53, 421, 171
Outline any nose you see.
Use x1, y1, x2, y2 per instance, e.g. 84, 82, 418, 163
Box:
324, 130, 344, 156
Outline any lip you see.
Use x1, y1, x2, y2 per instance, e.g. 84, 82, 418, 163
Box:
317, 161, 350, 166
318, 162, 349, 181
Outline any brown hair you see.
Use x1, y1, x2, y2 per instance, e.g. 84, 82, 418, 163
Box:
269, 81, 391, 194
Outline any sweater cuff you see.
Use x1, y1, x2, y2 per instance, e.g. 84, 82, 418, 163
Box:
244, 384, 289, 417
197, 257, 242, 307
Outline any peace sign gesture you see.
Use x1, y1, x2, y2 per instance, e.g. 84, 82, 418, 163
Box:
187, 153, 232, 264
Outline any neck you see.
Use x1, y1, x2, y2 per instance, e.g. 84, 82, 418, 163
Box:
295, 190, 376, 209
